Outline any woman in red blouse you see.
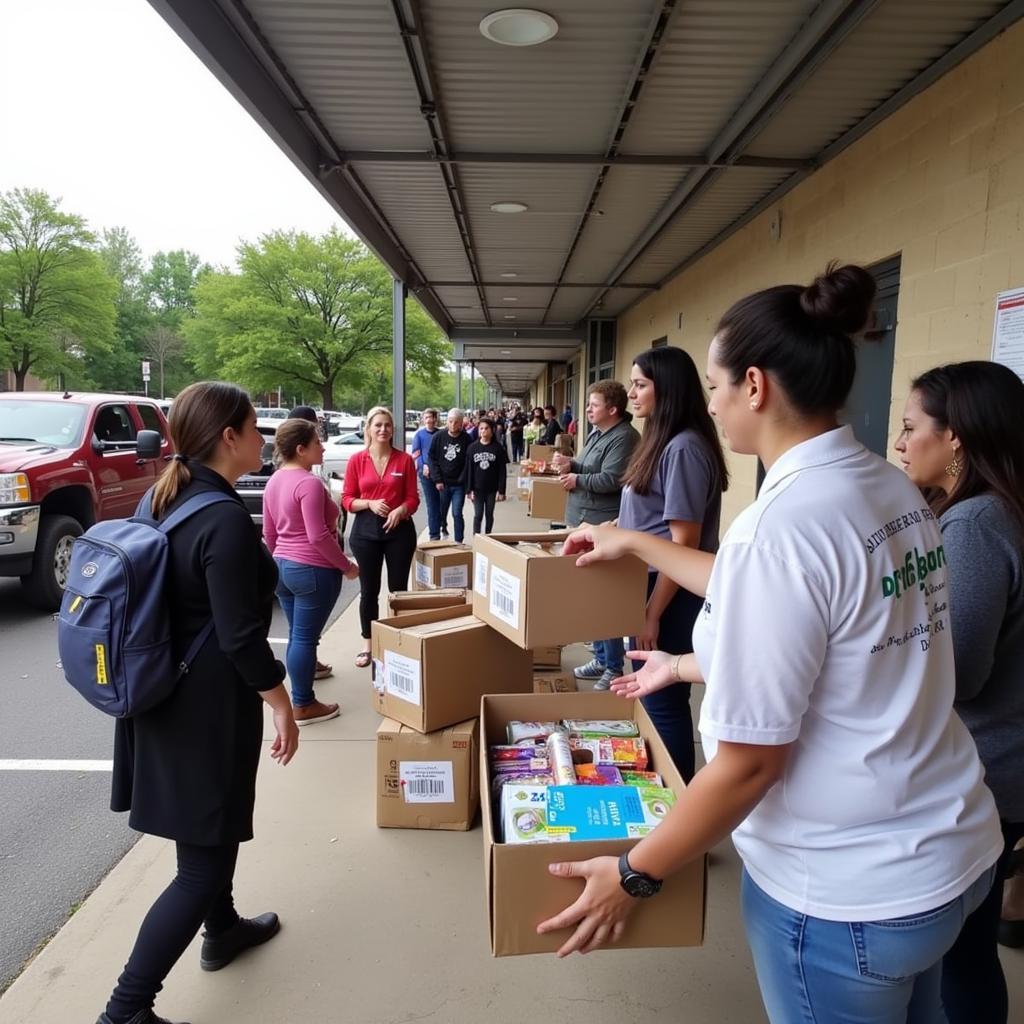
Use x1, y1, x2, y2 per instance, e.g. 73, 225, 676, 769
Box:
342, 406, 420, 667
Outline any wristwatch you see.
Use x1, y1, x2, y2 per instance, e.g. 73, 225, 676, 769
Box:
618, 851, 662, 898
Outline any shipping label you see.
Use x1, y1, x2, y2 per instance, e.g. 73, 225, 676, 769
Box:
489, 566, 521, 628
384, 650, 422, 706
399, 760, 455, 803
474, 553, 489, 596
439, 564, 469, 588
414, 560, 432, 587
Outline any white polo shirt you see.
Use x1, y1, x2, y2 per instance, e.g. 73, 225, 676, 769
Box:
694, 426, 1001, 922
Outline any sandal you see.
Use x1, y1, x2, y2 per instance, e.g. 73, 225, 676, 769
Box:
355, 651, 372, 668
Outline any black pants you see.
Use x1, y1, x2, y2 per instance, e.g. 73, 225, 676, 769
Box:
631, 575, 703, 784
472, 491, 498, 534
942, 817, 1024, 1023
348, 512, 417, 638
105, 841, 240, 1022
510, 435, 524, 461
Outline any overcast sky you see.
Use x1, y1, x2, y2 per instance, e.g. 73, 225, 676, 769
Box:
0, 0, 346, 268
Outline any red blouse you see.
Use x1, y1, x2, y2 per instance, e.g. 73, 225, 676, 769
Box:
341, 448, 420, 516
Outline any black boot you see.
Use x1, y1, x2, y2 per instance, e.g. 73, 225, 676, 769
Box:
199, 912, 280, 971
96, 1010, 190, 1024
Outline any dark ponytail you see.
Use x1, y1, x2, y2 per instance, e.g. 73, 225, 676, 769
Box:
151, 381, 253, 519
715, 262, 876, 415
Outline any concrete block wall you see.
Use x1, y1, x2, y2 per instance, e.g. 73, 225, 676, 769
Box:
616, 19, 1024, 528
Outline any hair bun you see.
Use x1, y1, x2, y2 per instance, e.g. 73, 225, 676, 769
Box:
800, 262, 876, 335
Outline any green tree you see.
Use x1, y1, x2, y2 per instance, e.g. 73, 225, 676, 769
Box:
143, 249, 209, 328
185, 230, 449, 409
0, 188, 116, 389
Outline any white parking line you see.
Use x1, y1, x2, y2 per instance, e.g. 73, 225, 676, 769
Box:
0, 760, 113, 771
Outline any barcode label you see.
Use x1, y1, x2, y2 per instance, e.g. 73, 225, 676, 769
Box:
414, 561, 432, 586
474, 553, 489, 596
489, 566, 521, 628
440, 564, 468, 588
384, 651, 421, 706
399, 760, 455, 804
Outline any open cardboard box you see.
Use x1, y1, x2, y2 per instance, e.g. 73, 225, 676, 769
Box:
480, 692, 707, 956
472, 532, 647, 648
388, 588, 470, 617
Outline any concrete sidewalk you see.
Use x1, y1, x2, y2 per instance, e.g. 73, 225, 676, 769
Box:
2, 489, 1020, 1024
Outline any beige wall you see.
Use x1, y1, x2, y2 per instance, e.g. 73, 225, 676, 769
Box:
616, 20, 1024, 529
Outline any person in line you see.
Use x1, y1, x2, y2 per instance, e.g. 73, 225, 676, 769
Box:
463, 417, 508, 535
619, 345, 728, 781
895, 361, 1024, 1024
508, 407, 526, 462
541, 265, 1002, 1024
342, 407, 419, 669
539, 404, 563, 445
523, 408, 545, 450
263, 419, 359, 726
552, 380, 640, 690
428, 408, 471, 543
97, 382, 299, 1024
560, 404, 573, 430
411, 408, 442, 541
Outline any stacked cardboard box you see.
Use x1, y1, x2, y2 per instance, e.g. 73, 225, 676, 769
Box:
412, 541, 473, 591
531, 645, 562, 669
387, 588, 470, 617
527, 478, 567, 520
532, 670, 576, 694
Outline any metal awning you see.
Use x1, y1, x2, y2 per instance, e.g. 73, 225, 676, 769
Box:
148, 0, 1022, 392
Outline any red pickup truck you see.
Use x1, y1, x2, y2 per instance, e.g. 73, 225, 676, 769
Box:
0, 392, 172, 610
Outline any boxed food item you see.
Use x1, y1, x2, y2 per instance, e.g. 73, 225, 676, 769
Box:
532, 671, 576, 694
376, 716, 479, 830
546, 785, 676, 840
472, 532, 647, 648
371, 605, 532, 732
412, 541, 473, 591
387, 588, 471, 617
480, 691, 706, 956
528, 478, 568, 520
531, 645, 562, 669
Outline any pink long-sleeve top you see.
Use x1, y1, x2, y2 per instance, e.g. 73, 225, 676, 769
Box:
262, 469, 353, 572
341, 448, 420, 515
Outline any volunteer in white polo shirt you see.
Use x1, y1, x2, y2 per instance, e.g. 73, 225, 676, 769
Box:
540, 263, 1002, 1024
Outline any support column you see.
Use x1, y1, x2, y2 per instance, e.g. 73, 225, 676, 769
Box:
470, 361, 476, 413
455, 361, 462, 408
392, 279, 406, 443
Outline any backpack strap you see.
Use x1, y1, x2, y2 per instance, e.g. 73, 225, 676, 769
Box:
133, 489, 238, 533
177, 619, 217, 677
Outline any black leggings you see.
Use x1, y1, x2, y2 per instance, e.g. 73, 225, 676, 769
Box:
105, 841, 240, 1022
510, 435, 524, 461
472, 491, 498, 534
348, 513, 417, 638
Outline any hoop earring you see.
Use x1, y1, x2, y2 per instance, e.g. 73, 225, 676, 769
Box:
946, 451, 962, 478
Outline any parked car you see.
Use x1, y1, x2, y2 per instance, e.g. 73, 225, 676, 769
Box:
0, 392, 171, 610
321, 431, 365, 480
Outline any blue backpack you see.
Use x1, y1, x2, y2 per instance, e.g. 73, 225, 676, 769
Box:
58, 489, 235, 717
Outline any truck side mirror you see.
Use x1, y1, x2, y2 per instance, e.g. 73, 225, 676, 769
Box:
136, 430, 163, 460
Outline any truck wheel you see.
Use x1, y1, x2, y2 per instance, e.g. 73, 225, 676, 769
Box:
22, 514, 83, 611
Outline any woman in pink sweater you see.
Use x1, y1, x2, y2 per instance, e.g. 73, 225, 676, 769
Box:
264, 419, 359, 725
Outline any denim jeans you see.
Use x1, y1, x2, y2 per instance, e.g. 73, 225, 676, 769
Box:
741, 865, 996, 1024
275, 559, 343, 707
592, 637, 625, 674
439, 484, 466, 543
419, 470, 442, 540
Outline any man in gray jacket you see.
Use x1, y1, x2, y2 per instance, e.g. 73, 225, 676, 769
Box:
552, 380, 639, 688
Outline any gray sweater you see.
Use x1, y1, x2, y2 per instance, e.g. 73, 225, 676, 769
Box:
564, 418, 641, 527
940, 493, 1024, 822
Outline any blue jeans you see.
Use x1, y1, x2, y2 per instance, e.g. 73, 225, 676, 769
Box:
419, 471, 442, 540
439, 484, 466, 543
592, 637, 624, 674
741, 865, 996, 1024
275, 559, 343, 707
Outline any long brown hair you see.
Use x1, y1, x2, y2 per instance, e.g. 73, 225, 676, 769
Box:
274, 418, 318, 466
622, 347, 729, 496
151, 382, 253, 519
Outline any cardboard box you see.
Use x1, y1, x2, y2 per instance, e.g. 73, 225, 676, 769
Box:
371, 605, 533, 732
531, 645, 562, 669
388, 588, 470, 617
532, 670, 577, 694
480, 692, 706, 956
527, 477, 568, 520
555, 433, 574, 456
471, 532, 647, 648
376, 716, 479, 830
412, 541, 473, 591
526, 443, 557, 464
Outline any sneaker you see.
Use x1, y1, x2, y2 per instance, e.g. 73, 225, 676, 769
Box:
314, 661, 333, 680
573, 658, 605, 680
593, 668, 623, 691
293, 700, 340, 726
200, 912, 280, 971
96, 1011, 189, 1024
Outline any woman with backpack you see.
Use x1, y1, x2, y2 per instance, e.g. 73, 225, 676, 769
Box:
97, 381, 299, 1024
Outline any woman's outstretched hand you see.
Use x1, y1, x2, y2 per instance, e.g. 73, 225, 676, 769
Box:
609, 650, 676, 699
562, 523, 632, 566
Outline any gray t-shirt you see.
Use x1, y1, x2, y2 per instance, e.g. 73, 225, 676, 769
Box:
618, 430, 722, 561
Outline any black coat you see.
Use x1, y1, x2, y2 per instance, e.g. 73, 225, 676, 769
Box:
111, 464, 285, 845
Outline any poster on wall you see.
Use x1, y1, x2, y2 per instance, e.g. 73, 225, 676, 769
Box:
991, 287, 1024, 381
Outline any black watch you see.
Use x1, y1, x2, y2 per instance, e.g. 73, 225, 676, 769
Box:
618, 852, 662, 898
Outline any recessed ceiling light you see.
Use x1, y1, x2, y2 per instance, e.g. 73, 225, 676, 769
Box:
500, 350, 512, 355
490, 201, 529, 214
502, 296, 518, 301
500, 272, 518, 278
503, 314, 517, 319
480, 9, 558, 47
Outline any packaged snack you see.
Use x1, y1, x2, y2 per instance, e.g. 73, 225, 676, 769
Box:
546, 785, 676, 840
562, 719, 640, 738
574, 763, 623, 786
491, 772, 553, 801
619, 770, 664, 788
546, 731, 577, 786
490, 744, 547, 762
507, 721, 558, 746
492, 757, 549, 777
500, 784, 567, 844
570, 736, 649, 770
